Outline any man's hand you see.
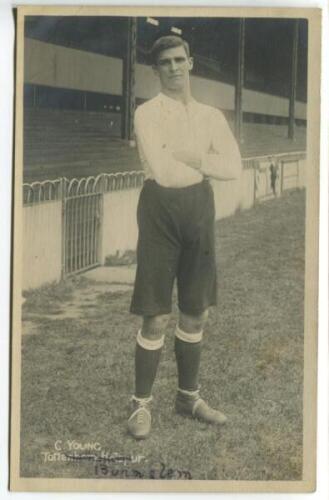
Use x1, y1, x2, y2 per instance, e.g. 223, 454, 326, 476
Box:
172, 150, 202, 170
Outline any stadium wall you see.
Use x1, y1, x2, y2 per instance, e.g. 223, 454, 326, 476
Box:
24, 38, 122, 95
24, 38, 307, 120
101, 189, 140, 258
23, 201, 62, 289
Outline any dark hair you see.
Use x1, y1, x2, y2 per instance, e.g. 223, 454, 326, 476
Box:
150, 35, 190, 65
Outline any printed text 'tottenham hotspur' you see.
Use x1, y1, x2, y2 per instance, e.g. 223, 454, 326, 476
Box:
41, 441, 145, 465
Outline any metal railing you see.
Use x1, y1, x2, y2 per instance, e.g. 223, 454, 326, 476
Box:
242, 150, 306, 169
23, 170, 145, 205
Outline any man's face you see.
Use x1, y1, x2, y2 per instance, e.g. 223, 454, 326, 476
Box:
153, 45, 193, 92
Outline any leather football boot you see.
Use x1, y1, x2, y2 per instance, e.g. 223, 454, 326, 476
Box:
175, 388, 227, 425
127, 396, 152, 439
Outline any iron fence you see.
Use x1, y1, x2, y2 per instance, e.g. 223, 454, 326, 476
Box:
63, 192, 102, 275
23, 170, 145, 205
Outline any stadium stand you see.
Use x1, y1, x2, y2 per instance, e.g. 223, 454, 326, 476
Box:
23, 107, 306, 183
24, 108, 139, 182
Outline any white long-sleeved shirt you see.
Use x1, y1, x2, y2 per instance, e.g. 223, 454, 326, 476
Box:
134, 92, 242, 188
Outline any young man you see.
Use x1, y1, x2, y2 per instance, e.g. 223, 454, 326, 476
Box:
128, 35, 242, 439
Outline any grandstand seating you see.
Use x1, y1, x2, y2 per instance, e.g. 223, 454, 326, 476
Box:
24, 107, 307, 183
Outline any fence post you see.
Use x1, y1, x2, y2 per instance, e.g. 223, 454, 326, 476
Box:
253, 161, 258, 205
60, 177, 66, 280
98, 174, 106, 265
296, 159, 300, 188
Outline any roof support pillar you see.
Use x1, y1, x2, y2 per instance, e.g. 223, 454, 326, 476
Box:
288, 20, 299, 140
121, 17, 137, 141
234, 18, 245, 145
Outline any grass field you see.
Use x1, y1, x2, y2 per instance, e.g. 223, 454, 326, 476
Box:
20, 189, 305, 481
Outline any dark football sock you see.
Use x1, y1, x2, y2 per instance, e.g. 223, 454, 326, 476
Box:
134, 330, 164, 399
174, 326, 202, 392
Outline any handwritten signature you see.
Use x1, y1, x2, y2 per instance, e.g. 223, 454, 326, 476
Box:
65, 454, 192, 480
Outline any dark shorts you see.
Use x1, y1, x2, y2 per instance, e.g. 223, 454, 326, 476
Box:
130, 179, 217, 316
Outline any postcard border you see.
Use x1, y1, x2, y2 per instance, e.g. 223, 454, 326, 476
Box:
10, 5, 321, 493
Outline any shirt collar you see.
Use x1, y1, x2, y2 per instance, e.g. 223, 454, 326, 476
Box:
158, 92, 197, 112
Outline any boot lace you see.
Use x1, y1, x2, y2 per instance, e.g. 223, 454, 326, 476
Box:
131, 395, 152, 423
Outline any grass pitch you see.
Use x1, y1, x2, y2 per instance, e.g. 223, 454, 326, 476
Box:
20, 189, 305, 481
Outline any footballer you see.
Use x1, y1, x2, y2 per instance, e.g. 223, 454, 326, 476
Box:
128, 35, 242, 439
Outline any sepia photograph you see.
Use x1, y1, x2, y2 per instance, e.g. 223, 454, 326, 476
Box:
10, 6, 320, 493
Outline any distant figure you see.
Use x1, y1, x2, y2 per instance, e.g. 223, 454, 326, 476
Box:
128, 35, 242, 440
269, 159, 279, 196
